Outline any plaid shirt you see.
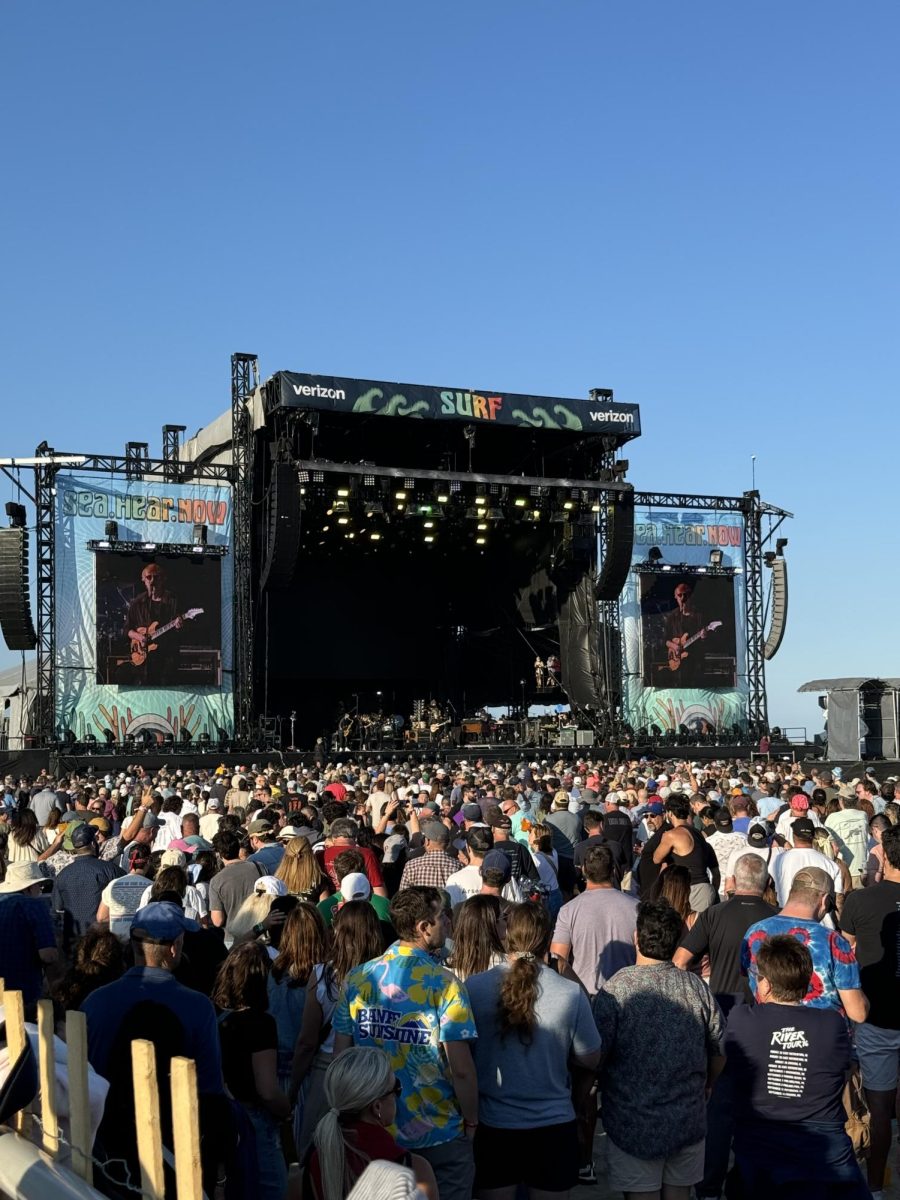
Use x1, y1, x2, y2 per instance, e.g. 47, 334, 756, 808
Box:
398, 850, 460, 891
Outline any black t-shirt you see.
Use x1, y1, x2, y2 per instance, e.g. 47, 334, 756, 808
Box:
637, 826, 666, 899
573, 833, 628, 875
601, 810, 634, 855
681, 894, 777, 1011
725, 1002, 850, 1124
218, 1008, 277, 1105
840, 880, 900, 1029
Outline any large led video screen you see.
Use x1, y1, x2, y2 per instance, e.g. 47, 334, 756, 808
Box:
95, 553, 223, 687
639, 572, 738, 689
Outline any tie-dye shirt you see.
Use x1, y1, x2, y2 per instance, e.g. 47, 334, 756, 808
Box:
333, 942, 477, 1149
741, 914, 860, 1012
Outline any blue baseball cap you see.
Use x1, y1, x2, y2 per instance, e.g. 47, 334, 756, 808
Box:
131, 901, 200, 941
646, 780, 658, 793
645, 801, 665, 815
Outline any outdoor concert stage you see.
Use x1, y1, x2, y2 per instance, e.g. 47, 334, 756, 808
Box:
0, 355, 792, 758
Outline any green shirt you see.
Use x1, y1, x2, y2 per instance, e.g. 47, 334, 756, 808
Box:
317, 892, 392, 928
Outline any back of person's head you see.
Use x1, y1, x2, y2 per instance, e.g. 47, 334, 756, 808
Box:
276, 835, 321, 894
882, 825, 900, 871
421, 820, 450, 848
498, 902, 552, 1044
583, 843, 614, 885
448, 894, 504, 979
733, 853, 769, 895
635, 900, 683, 961
272, 902, 326, 982
10, 808, 38, 846
665, 797, 691, 822
811, 828, 838, 861
787, 866, 832, 905
529, 822, 553, 855
315, 1048, 396, 1200
389, 886, 442, 941
211, 940, 271, 1012
53, 928, 126, 1018
332, 848, 365, 881
212, 829, 240, 861
150, 865, 188, 901
756, 934, 813, 1002
465, 826, 493, 858
330, 900, 383, 988
583, 810, 602, 832
329, 817, 358, 842
649, 864, 691, 920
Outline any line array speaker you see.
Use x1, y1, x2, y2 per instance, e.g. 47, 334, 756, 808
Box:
0, 528, 37, 650
594, 486, 635, 601
763, 557, 788, 660
260, 463, 302, 590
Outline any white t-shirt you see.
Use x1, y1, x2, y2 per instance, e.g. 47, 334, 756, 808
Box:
138, 882, 207, 922
825, 810, 870, 876
444, 863, 523, 907
102, 874, 152, 941
770, 846, 843, 906
724, 842, 783, 883
774, 807, 821, 843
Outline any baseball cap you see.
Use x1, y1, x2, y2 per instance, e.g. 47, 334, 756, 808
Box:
462, 803, 483, 822
131, 901, 200, 941
277, 825, 306, 841
646, 780, 658, 793
340, 872, 372, 902
63, 823, 96, 851
789, 794, 810, 811
791, 817, 816, 840
248, 819, 273, 835
714, 809, 734, 831
206, 797, 221, 810
481, 850, 512, 883
747, 824, 769, 847
644, 801, 664, 815
254, 875, 288, 897
88, 817, 111, 835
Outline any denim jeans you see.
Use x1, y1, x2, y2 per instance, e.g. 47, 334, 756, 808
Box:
246, 1107, 288, 1200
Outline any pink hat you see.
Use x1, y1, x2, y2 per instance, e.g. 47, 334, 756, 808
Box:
790, 794, 810, 811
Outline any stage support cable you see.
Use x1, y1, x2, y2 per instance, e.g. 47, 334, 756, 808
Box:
231, 353, 258, 745
743, 490, 768, 737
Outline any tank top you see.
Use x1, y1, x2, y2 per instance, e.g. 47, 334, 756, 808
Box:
670, 825, 709, 884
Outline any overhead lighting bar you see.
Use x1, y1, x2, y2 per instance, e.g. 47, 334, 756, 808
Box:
87, 540, 227, 556
293, 459, 632, 495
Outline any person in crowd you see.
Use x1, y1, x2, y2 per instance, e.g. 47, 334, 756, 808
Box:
550, 843, 637, 996
292, 899, 385, 1155
276, 834, 331, 903
209, 829, 267, 942
742, 866, 868, 1020
840, 823, 900, 1199
724, 935, 870, 1199
52, 822, 123, 953
824, 790, 870, 886
573, 808, 629, 883
317, 852, 394, 936
593, 900, 725, 1200
649, 864, 708, 979
863, 813, 890, 886
486, 809, 541, 888
704, 807, 747, 898
773, 789, 821, 841
770, 816, 844, 909
96, 842, 152, 941
652, 796, 720, 910
139, 862, 208, 924
322, 818, 387, 897
527, 821, 564, 916
811, 825, 854, 896
447, 894, 507, 980
212, 941, 291, 1200
398, 820, 459, 890
52, 927, 125, 1029
333, 886, 478, 1200
304, 1047, 437, 1200
445, 826, 497, 905
7, 808, 53, 863
247, 817, 285, 872
0, 860, 58, 1014
466, 902, 602, 1199
228, 875, 289, 948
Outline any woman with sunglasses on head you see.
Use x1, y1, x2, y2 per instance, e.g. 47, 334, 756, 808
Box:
304, 1047, 436, 1200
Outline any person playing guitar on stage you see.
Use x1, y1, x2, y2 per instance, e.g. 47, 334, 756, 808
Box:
125, 562, 184, 684
663, 581, 719, 685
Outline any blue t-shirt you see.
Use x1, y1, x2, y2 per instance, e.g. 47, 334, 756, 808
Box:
333, 943, 477, 1149
0, 893, 56, 1005
741, 915, 860, 1012
248, 843, 284, 873
81, 966, 224, 1096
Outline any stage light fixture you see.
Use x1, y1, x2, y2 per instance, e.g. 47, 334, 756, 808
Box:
404, 478, 415, 490
424, 535, 435, 543
364, 474, 375, 487
709, 549, 724, 567
436, 491, 450, 503
396, 503, 405, 511
322, 525, 330, 532
474, 495, 487, 507
423, 521, 434, 529
395, 490, 407, 500
298, 470, 310, 483
337, 516, 349, 525
476, 536, 487, 545
142, 542, 157, 551
648, 547, 663, 562
332, 500, 350, 514
477, 522, 488, 531
370, 532, 381, 541
776, 537, 789, 554
513, 497, 528, 508
313, 471, 324, 483
530, 485, 541, 497
661, 564, 672, 572
696, 566, 707, 574
563, 500, 575, 511
346, 532, 355, 539
591, 502, 602, 513
104, 520, 119, 540
336, 488, 350, 498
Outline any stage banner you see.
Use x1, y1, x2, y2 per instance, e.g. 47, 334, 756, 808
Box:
621, 508, 748, 736
54, 474, 234, 743
272, 371, 641, 436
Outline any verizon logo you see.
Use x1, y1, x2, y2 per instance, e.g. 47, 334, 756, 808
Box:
589, 410, 634, 424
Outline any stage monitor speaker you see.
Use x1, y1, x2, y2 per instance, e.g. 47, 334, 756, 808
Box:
595, 485, 635, 602
763, 557, 788, 660
576, 729, 594, 747
0, 528, 37, 651
260, 463, 302, 590
560, 728, 577, 747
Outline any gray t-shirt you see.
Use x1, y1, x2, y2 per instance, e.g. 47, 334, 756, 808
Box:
466, 962, 600, 1128
207, 860, 262, 933
552, 887, 637, 995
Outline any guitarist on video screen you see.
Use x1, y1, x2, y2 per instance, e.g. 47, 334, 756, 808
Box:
663, 581, 712, 685
125, 562, 183, 684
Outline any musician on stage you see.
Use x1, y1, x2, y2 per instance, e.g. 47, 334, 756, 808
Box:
662, 581, 708, 685
124, 562, 183, 684
534, 656, 545, 689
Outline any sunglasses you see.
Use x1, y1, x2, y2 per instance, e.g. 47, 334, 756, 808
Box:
380, 1079, 402, 1099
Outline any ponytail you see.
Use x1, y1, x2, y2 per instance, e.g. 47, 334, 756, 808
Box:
497, 903, 552, 1045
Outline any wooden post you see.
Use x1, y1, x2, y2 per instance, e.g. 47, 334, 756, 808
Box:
36, 1000, 59, 1156
171, 1057, 202, 1200
65, 1010, 93, 1185
3, 989, 29, 1136
132, 1039, 165, 1200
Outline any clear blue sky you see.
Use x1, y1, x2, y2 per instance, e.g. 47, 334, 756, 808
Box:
2, 2, 898, 735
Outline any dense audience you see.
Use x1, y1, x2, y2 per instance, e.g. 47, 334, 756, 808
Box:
0, 753, 895, 1199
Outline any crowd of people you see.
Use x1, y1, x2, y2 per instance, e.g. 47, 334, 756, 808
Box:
0, 753, 898, 1200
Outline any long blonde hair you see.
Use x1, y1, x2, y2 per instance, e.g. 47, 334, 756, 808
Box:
314, 1048, 395, 1200
228, 890, 275, 941
276, 835, 324, 897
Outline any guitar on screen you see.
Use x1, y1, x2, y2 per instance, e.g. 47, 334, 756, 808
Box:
665, 620, 722, 672
129, 608, 204, 666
